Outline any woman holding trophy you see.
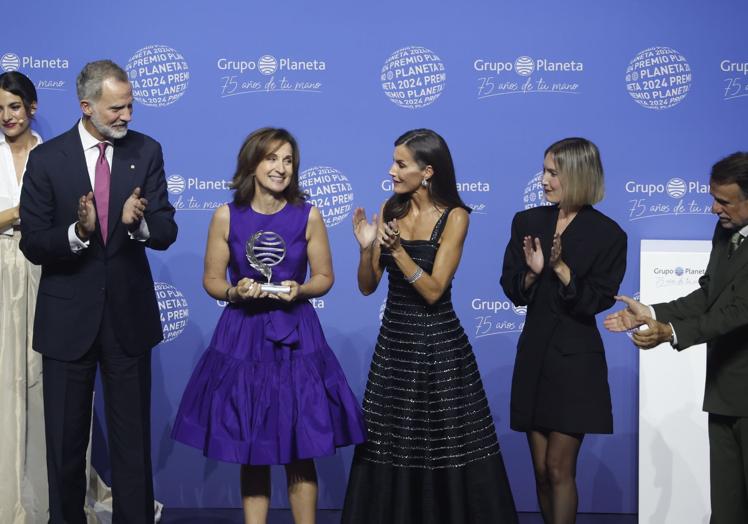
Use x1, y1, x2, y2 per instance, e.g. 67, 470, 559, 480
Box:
172, 127, 365, 524
342, 129, 517, 523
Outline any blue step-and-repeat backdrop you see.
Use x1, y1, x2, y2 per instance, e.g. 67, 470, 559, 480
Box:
7, 0, 748, 513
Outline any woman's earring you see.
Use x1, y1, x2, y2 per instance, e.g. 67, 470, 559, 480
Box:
421, 178, 429, 188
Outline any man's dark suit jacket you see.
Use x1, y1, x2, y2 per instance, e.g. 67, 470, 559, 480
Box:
654, 223, 748, 417
19, 124, 177, 361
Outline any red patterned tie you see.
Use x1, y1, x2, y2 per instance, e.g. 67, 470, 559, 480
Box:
94, 142, 111, 244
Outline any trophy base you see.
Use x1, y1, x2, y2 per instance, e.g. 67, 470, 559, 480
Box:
261, 283, 291, 294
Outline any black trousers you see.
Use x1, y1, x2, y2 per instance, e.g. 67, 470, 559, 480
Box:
709, 413, 748, 524
42, 308, 154, 524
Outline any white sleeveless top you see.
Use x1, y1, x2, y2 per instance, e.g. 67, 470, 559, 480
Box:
0, 129, 42, 236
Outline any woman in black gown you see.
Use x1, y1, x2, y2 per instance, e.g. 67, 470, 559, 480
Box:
501, 138, 627, 524
343, 129, 517, 524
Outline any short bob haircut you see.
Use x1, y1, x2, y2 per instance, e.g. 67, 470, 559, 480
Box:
545, 137, 604, 207
710, 152, 748, 199
230, 127, 306, 207
0, 71, 38, 116
76, 59, 129, 102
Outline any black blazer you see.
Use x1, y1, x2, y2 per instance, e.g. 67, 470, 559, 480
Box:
501, 205, 627, 433
654, 223, 748, 417
19, 124, 177, 361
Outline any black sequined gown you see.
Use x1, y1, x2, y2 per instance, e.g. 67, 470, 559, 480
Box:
342, 209, 517, 524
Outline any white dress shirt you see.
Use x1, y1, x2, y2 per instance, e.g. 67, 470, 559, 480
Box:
0, 130, 42, 236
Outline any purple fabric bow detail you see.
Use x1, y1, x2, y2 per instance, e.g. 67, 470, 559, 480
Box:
264, 309, 300, 346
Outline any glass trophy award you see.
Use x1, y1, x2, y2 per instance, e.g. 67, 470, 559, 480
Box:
245, 230, 291, 294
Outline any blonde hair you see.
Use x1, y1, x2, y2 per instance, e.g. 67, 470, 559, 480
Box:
545, 137, 604, 207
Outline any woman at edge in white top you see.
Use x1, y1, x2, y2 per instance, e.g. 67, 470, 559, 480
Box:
0, 70, 46, 524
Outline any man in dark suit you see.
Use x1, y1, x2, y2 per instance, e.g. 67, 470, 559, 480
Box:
605, 152, 748, 523
19, 59, 177, 523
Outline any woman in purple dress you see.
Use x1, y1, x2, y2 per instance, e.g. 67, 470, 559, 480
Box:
172, 127, 366, 524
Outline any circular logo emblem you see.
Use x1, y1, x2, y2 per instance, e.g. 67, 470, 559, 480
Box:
246, 231, 287, 274
125, 45, 190, 107
666, 177, 687, 199
512, 304, 527, 316
514, 56, 535, 76
166, 174, 186, 194
675, 266, 684, 276
154, 282, 189, 343
523, 171, 552, 210
258, 55, 278, 75
1, 53, 20, 72
299, 166, 354, 227
625, 46, 692, 110
380, 46, 446, 109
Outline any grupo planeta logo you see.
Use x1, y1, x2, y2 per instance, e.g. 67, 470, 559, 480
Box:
721, 59, 748, 102
475, 54, 583, 99
1, 53, 20, 72
155, 282, 189, 343
299, 166, 354, 227
625, 46, 691, 110
218, 54, 326, 97
380, 46, 446, 109
651, 266, 705, 288
1, 51, 69, 90
379, 178, 491, 214
257, 55, 278, 75
166, 173, 231, 211
126, 45, 189, 107
625, 176, 711, 221
167, 174, 186, 195
472, 297, 526, 338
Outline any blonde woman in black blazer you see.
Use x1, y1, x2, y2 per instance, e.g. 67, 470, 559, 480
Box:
500, 138, 626, 524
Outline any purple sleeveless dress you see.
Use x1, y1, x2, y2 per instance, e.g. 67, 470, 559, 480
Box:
171, 202, 366, 465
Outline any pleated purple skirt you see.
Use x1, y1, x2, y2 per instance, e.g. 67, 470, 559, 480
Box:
171, 300, 366, 465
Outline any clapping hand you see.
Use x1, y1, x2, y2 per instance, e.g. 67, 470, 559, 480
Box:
379, 219, 401, 252
353, 207, 378, 252
523, 235, 544, 275
122, 187, 148, 228
630, 317, 674, 349
549, 233, 562, 268
76, 191, 96, 239
603, 295, 651, 332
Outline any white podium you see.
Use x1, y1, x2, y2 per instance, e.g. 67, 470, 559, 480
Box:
639, 239, 711, 524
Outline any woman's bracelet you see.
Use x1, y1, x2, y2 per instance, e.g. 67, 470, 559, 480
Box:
225, 286, 235, 303
406, 266, 424, 284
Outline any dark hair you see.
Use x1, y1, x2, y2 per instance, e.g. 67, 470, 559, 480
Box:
383, 128, 470, 221
0, 71, 38, 116
544, 137, 604, 207
76, 59, 129, 102
710, 152, 748, 198
231, 127, 306, 206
